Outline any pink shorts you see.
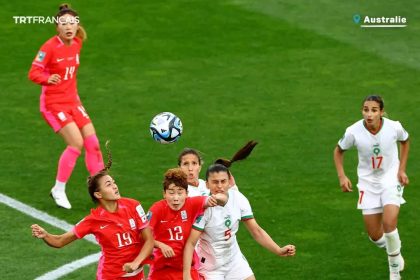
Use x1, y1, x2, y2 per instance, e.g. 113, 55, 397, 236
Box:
148, 267, 203, 280
41, 103, 91, 132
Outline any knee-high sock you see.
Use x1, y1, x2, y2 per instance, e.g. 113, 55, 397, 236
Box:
56, 146, 81, 183
385, 229, 401, 271
369, 235, 386, 249
84, 134, 104, 175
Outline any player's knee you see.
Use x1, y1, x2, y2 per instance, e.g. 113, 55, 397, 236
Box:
69, 141, 84, 152
83, 134, 100, 151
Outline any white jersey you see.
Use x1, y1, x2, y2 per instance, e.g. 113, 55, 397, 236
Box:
338, 118, 409, 193
188, 179, 210, 197
192, 189, 254, 271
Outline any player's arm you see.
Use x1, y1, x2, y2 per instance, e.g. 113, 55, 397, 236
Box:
205, 193, 228, 208
243, 218, 295, 257
182, 228, 202, 280
154, 240, 176, 258
31, 224, 77, 248
333, 145, 352, 192
123, 227, 154, 273
398, 139, 410, 186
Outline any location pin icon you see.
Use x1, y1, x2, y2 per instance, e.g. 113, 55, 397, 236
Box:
353, 14, 361, 24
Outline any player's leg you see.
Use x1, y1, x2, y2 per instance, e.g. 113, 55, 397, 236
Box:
71, 104, 104, 175
383, 204, 402, 279
51, 122, 84, 209
362, 211, 386, 249
81, 123, 104, 175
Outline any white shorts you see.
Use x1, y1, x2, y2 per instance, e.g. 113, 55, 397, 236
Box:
357, 185, 405, 215
199, 252, 253, 280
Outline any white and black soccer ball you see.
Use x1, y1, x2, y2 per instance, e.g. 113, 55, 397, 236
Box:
150, 112, 183, 144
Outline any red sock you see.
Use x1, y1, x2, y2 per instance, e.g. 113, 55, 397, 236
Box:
56, 146, 81, 183
84, 134, 104, 175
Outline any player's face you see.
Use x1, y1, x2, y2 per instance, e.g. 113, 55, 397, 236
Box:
206, 172, 230, 195
362, 101, 383, 129
164, 184, 187, 211
56, 14, 78, 43
96, 175, 121, 201
180, 154, 202, 186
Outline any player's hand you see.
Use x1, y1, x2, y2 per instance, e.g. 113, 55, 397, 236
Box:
339, 175, 352, 192
207, 195, 218, 207
398, 170, 409, 186
31, 224, 47, 239
212, 193, 227, 206
122, 262, 140, 273
159, 243, 175, 258
47, 74, 61, 85
279, 245, 296, 257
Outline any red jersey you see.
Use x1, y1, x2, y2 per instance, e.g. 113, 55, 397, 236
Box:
148, 196, 207, 272
29, 35, 82, 110
73, 198, 149, 280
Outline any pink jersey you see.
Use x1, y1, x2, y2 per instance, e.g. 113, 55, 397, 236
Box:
29, 35, 82, 110
73, 198, 149, 280
148, 196, 207, 272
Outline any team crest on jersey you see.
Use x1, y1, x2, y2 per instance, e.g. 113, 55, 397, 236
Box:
36, 51, 46, 62
181, 210, 187, 221
129, 218, 136, 229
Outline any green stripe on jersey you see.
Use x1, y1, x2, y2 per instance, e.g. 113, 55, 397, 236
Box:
192, 225, 204, 231
241, 215, 254, 220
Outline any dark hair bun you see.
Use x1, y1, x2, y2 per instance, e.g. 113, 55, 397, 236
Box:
59, 3, 70, 11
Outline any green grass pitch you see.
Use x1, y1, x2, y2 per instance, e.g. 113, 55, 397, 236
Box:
0, 0, 419, 279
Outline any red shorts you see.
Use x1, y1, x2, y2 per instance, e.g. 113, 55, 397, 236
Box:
148, 267, 203, 280
115, 271, 144, 280
41, 103, 91, 133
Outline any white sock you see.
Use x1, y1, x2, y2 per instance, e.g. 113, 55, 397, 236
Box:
54, 180, 66, 192
369, 235, 386, 249
385, 229, 401, 272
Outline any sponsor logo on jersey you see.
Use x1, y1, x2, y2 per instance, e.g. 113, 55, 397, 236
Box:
100, 225, 108, 230
181, 210, 187, 221
36, 51, 46, 62
136, 205, 147, 223
129, 218, 136, 229
56, 57, 64, 62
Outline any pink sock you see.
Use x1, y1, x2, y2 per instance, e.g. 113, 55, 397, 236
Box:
84, 134, 104, 175
56, 146, 81, 183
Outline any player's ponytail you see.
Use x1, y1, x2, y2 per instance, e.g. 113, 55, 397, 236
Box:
214, 140, 258, 168
87, 140, 112, 203
76, 25, 87, 41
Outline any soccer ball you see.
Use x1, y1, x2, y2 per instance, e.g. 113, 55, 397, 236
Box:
150, 112, 183, 144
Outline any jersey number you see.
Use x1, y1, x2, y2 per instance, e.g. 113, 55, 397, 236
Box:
64, 66, 75, 80
116, 232, 133, 248
224, 229, 232, 240
371, 156, 383, 169
168, 226, 183, 241
358, 190, 364, 205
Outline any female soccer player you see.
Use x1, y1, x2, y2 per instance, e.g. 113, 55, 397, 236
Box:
147, 168, 226, 280
178, 141, 258, 197
28, 4, 104, 209
333, 95, 409, 280
31, 149, 154, 280
178, 148, 210, 197
183, 164, 296, 280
